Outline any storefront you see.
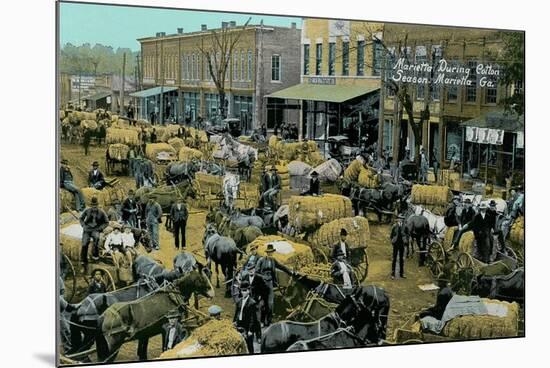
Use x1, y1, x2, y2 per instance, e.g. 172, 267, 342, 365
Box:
459, 110, 524, 187
130, 86, 178, 123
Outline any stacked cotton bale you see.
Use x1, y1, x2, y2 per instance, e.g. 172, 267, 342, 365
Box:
107, 143, 130, 161
343, 159, 365, 182
247, 235, 314, 269
80, 119, 98, 130
443, 226, 475, 254
136, 119, 151, 128
357, 166, 379, 188
167, 137, 185, 153
268, 136, 323, 166
74, 111, 96, 121
312, 159, 343, 182
439, 169, 460, 187
106, 127, 140, 145
186, 127, 209, 143
145, 143, 177, 161
80, 187, 126, 208
194, 172, 223, 195
411, 184, 452, 206
159, 124, 182, 142
509, 216, 524, 247
275, 164, 290, 190
159, 319, 247, 358
60, 220, 83, 262
288, 194, 353, 230
178, 146, 203, 162
308, 216, 370, 251
442, 299, 519, 338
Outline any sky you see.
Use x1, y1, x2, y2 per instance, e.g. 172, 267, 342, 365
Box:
59, 1, 302, 51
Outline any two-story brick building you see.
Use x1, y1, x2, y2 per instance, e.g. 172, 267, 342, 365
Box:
132, 21, 301, 132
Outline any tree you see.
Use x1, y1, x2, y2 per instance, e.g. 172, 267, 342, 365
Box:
498, 32, 524, 115
197, 18, 251, 119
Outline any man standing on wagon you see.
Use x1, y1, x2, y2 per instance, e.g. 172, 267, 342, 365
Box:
255, 243, 278, 327
331, 228, 351, 263
80, 196, 109, 267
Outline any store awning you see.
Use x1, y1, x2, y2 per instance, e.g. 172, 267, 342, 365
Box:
83, 92, 111, 101
130, 86, 178, 98
266, 83, 380, 103
461, 109, 524, 132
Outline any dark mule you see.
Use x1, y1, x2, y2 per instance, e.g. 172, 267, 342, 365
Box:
286, 328, 368, 351
96, 269, 215, 362
403, 205, 431, 265
203, 225, 239, 297
471, 268, 524, 303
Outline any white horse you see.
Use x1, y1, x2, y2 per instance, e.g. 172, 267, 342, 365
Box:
223, 172, 240, 211
411, 204, 448, 240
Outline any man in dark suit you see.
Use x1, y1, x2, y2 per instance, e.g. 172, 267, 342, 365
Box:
60, 159, 85, 211
453, 202, 495, 263
255, 243, 278, 326
170, 197, 188, 249
87, 269, 107, 294
88, 161, 106, 190
80, 196, 109, 265
331, 228, 351, 263
261, 166, 281, 209
233, 281, 261, 354
302, 170, 320, 196
390, 214, 408, 279
121, 189, 138, 227
161, 311, 186, 352
453, 198, 476, 248
331, 249, 355, 289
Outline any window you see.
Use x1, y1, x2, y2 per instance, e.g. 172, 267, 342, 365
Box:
205, 93, 220, 119
466, 60, 477, 102
383, 119, 394, 152
342, 41, 349, 76
240, 51, 245, 81
315, 43, 322, 75
303, 44, 310, 75
247, 50, 253, 81
485, 64, 498, 104
181, 54, 186, 80
271, 54, 281, 81
415, 46, 427, 99
513, 79, 523, 95
191, 54, 196, 80
372, 40, 384, 76
431, 46, 442, 101
186, 55, 190, 81
357, 40, 365, 76
328, 42, 336, 76
233, 52, 239, 81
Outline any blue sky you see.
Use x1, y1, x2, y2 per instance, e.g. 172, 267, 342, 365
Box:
59, 2, 302, 51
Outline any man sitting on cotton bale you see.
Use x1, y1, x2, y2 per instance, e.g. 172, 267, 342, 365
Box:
331, 248, 354, 289
301, 170, 320, 196
88, 161, 106, 190
60, 159, 85, 212
104, 223, 123, 254
331, 228, 351, 263
80, 196, 109, 266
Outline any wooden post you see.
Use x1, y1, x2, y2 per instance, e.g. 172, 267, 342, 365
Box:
159, 36, 165, 125
121, 52, 126, 115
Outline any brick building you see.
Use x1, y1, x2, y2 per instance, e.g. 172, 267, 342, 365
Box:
133, 21, 301, 132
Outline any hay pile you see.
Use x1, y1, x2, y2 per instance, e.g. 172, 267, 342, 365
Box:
74, 111, 96, 121
247, 235, 314, 269
308, 216, 370, 250
509, 216, 524, 246
60, 220, 83, 262
107, 144, 130, 160
178, 146, 203, 162
298, 263, 333, 283
411, 185, 452, 206
80, 187, 126, 208
313, 159, 342, 182
343, 159, 365, 182
145, 143, 177, 161
442, 299, 519, 338
167, 137, 185, 153
268, 137, 324, 166
159, 319, 247, 358
186, 127, 209, 143
288, 194, 353, 230
60, 188, 75, 211
443, 226, 475, 254
275, 164, 290, 189
357, 166, 379, 188
106, 127, 140, 145
159, 124, 182, 142
80, 119, 97, 130
136, 119, 151, 128
439, 169, 460, 187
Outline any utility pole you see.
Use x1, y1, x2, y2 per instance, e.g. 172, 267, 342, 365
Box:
254, 20, 264, 131
121, 52, 126, 115
159, 36, 165, 125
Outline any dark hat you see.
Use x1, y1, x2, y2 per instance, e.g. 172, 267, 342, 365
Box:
340, 228, 348, 236
489, 200, 497, 207
265, 243, 276, 253
90, 196, 99, 206
128, 189, 135, 195
246, 262, 256, 270
311, 171, 319, 176
270, 165, 278, 171
464, 198, 472, 204
91, 268, 106, 277
92, 161, 99, 167
240, 280, 251, 290
166, 310, 180, 319
61, 159, 68, 165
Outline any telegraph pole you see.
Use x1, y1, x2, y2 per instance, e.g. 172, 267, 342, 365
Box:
159, 36, 165, 125
121, 52, 126, 115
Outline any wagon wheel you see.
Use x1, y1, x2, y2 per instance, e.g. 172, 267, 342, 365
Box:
312, 246, 329, 264
455, 251, 475, 270
449, 252, 475, 294
62, 254, 77, 303
401, 339, 424, 344
503, 246, 519, 265
86, 267, 117, 292
352, 249, 369, 283
426, 241, 446, 277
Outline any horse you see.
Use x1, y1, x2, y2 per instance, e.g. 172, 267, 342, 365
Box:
228, 209, 265, 228
410, 204, 447, 240
471, 268, 524, 303
286, 328, 368, 351
402, 205, 432, 264
237, 150, 255, 182
165, 160, 199, 185
261, 285, 389, 353
95, 269, 215, 362
203, 225, 239, 297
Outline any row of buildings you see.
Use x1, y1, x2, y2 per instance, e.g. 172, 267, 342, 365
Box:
131, 19, 523, 186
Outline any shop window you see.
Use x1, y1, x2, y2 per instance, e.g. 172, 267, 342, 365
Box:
466, 60, 477, 102
445, 121, 462, 161
328, 42, 336, 76
271, 54, 281, 81
303, 44, 310, 75
316, 43, 323, 75
342, 41, 349, 76
357, 40, 365, 76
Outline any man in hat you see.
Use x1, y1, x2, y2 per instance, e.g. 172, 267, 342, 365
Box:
88, 161, 106, 190
107, 199, 122, 222
488, 200, 506, 253
80, 196, 109, 265
145, 195, 163, 250
459, 198, 476, 229
233, 280, 261, 354
161, 311, 186, 352
88, 269, 107, 294
261, 166, 281, 209
453, 202, 495, 263
244, 243, 260, 269
82, 127, 92, 156
121, 189, 138, 227
331, 228, 351, 263
390, 214, 408, 279
255, 243, 278, 326
419, 147, 429, 183
302, 170, 320, 196
444, 196, 460, 227
259, 166, 270, 207
331, 249, 354, 289
60, 159, 85, 211
208, 305, 223, 320
170, 197, 189, 249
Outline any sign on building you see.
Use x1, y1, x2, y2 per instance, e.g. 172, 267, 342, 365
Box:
70, 75, 96, 93
466, 126, 505, 145
308, 77, 336, 85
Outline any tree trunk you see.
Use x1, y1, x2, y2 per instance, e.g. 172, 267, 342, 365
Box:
218, 90, 226, 119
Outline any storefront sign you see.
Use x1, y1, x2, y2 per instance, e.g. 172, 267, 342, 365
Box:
71, 75, 96, 93
466, 126, 504, 145
308, 77, 336, 85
